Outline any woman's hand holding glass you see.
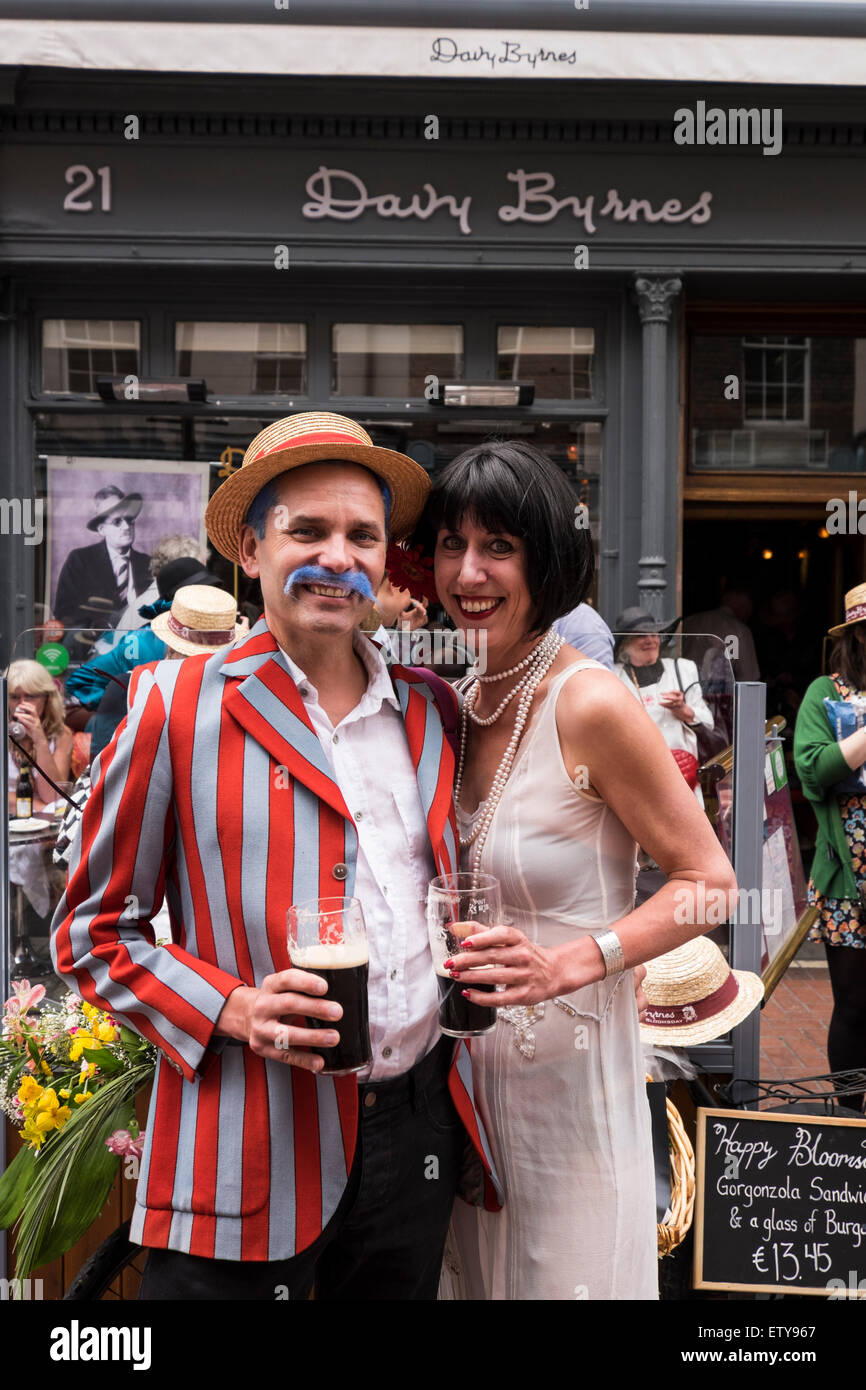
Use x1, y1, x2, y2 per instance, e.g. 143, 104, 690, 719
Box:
447, 924, 587, 1008
449, 926, 651, 1016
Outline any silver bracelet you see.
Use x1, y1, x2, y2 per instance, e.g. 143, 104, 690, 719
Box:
591, 929, 626, 977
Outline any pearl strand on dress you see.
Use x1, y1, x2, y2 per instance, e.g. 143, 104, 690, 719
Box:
455, 629, 564, 875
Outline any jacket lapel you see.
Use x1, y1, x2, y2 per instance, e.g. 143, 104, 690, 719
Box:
391, 663, 458, 875
219, 624, 457, 855
219, 619, 351, 821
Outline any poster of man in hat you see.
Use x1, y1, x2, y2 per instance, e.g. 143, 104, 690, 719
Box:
46, 457, 210, 642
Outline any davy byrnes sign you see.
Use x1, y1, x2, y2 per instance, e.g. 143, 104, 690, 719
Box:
302, 167, 713, 239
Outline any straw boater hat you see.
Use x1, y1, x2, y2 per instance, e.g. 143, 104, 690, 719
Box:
205, 411, 431, 563
150, 585, 245, 656
640, 936, 764, 1047
828, 583, 866, 638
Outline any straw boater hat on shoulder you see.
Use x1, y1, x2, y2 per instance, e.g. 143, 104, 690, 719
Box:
828, 583, 866, 637
151, 585, 246, 656
205, 411, 431, 562
640, 936, 764, 1047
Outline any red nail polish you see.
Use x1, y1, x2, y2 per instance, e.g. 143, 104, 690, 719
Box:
461, 989, 471, 998
463, 940, 474, 949
450, 970, 461, 979
444, 959, 454, 970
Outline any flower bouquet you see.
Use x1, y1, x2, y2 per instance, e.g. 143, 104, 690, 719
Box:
0, 981, 155, 1281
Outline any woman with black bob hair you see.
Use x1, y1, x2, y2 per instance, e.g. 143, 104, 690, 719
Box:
414, 439, 736, 1301
413, 439, 594, 634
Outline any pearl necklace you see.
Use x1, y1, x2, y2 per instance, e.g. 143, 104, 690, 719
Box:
465, 630, 559, 727
455, 629, 563, 873
475, 640, 547, 683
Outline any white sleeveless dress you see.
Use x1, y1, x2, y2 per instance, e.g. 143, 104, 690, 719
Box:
448, 661, 659, 1301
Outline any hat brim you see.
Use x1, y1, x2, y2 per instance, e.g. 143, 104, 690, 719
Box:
639, 967, 764, 1047
204, 443, 430, 562
151, 611, 246, 656
87, 494, 143, 531
828, 616, 866, 638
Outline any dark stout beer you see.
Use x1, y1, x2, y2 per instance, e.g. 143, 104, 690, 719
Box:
291, 942, 372, 1075
435, 921, 496, 1038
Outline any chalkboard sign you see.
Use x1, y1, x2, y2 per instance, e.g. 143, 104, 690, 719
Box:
694, 1107, 866, 1295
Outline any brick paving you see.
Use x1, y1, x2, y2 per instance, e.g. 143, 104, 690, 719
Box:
759, 964, 834, 1086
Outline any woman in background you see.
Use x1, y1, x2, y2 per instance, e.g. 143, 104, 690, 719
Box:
794, 585, 866, 1114
614, 609, 714, 804
7, 659, 72, 812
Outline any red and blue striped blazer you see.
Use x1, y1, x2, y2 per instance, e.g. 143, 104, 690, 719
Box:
51, 620, 502, 1262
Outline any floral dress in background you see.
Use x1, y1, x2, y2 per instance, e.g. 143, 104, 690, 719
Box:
807, 675, 866, 950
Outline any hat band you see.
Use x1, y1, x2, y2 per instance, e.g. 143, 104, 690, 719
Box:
252, 429, 365, 463
844, 601, 866, 625
166, 613, 235, 645
643, 972, 739, 1028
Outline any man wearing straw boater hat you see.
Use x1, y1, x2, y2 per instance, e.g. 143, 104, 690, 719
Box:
52, 411, 502, 1301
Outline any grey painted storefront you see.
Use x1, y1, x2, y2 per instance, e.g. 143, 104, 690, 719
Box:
1, 70, 865, 659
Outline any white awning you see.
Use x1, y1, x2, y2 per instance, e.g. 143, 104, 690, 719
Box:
1, 21, 865, 84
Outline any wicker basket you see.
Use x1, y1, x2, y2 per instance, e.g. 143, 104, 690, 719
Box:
649, 1080, 696, 1258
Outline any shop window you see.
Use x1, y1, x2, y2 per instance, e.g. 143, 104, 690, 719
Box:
742, 336, 808, 424
42, 320, 140, 396
497, 326, 595, 400
690, 332, 866, 471
34, 412, 185, 461
175, 322, 307, 396
331, 324, 463, 397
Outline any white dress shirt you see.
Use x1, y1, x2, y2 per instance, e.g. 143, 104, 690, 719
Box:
276, 629, 441, 1080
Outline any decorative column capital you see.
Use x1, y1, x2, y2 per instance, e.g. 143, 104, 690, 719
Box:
632, 274, 683, 325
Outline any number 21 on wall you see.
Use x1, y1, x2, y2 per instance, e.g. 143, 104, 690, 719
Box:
63, 164, 112, 212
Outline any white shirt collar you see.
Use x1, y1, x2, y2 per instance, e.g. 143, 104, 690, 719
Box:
275, 627, 400, 722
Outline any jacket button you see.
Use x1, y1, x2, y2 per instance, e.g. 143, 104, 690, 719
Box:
332, 862, 348, 880
364, 1092, 376, 1108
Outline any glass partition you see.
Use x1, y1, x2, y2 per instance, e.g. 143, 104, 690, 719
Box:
613, 631, 736, 966
5, 627, 157, 1004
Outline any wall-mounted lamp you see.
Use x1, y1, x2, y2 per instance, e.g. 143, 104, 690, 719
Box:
97, 377, 208, 403
428, 381, 535, 408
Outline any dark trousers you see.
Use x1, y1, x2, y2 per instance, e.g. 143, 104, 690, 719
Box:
825, 942, 866, 1113
138, 1037, 464, 1301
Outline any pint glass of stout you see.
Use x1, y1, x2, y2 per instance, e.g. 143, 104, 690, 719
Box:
427, 873, 501, 1038
287, 896, 372, 1075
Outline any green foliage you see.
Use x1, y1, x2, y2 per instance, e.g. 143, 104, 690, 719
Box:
13, 1062, 150, 1280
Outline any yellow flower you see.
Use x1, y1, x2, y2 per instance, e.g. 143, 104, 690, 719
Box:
96, 1022, 117, 1043
36, 1088, 60, 1113
54, 1106, 71, 1129
81, 1002, 97, 1019
40, 1060, 53, 1077
34, 1111, 56, 1132
17, 1076, 43, 1105
59, 1089, 71, 1099
20, 1120, 45, 1150
74, 1090, 93, 1105
69, 1033, 100, 1062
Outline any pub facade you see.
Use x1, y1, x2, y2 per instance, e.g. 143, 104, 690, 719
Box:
1, 9, 865, 684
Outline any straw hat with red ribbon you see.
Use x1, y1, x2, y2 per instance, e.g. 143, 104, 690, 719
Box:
205, 411, 430, 562
150, 584, 246, 657
828, 582, 866, 638
640, 935, 763, 1047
